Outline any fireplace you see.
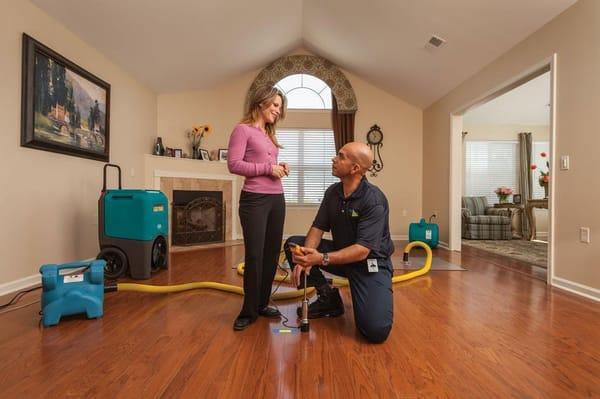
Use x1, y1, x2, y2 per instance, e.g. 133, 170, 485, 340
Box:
172, 190, 225, 245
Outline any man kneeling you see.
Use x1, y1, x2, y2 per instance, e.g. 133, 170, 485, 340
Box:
284, 142, 394, 344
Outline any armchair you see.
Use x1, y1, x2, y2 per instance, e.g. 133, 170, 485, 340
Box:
462, 196, 512, 240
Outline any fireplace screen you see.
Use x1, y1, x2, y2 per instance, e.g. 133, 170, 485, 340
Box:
172, 190, 225, 245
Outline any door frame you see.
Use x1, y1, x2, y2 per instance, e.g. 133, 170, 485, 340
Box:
448, 54, 557, 285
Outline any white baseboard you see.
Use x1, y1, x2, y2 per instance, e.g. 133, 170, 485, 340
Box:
0, 274, 41, 297
438, 241, 450, 250
552, 277, 600, 302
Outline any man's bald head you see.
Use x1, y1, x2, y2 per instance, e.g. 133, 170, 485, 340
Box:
342, 142, 373, 173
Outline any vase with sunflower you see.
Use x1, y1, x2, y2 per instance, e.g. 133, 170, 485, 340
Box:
186, 124, 212, 159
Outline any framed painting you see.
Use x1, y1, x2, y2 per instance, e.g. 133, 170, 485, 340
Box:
21, 34, 111, 162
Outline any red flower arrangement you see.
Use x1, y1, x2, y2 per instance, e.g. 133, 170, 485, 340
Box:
531, 152, 550, 197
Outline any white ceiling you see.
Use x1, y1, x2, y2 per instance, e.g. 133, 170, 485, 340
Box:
464, 71, 550, 126
30, 0, 576, 107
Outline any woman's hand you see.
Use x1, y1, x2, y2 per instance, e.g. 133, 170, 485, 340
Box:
279, 162, 290, 176
271, 164, 287, 178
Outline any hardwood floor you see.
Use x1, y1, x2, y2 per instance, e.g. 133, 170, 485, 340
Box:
1, 243, 598, 398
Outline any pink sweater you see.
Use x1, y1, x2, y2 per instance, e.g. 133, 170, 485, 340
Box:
227, 124, 283, 194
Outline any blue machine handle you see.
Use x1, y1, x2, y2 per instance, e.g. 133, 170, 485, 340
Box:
40, 259, 106, 289
103, 163, 122, 192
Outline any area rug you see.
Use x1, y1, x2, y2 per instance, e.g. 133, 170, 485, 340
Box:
462, 239, 547, 268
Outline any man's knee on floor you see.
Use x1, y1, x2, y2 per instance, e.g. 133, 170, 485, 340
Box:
357, 317, 392, 343
284, 236, 305, 268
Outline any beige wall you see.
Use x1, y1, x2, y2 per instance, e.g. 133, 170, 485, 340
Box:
157, 53, 422, 238
424, 0, 599, 288
0, 0, 157, 287
462, 124, 550, 235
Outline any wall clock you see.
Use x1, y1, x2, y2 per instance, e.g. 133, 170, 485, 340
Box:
366, 124, 384, 176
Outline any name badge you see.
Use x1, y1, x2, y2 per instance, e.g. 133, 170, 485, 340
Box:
367, 259, 378, 273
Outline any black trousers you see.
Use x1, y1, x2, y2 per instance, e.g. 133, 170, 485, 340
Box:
238, 191, 285, 320
284, 236, 393, 343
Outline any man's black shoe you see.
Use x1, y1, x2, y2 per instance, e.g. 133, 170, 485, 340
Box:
258, 306, 281, 317
297, 287, 344, 319
233, 316, 255, 331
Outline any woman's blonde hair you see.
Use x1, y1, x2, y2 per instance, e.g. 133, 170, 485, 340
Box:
242, 86, 286, 148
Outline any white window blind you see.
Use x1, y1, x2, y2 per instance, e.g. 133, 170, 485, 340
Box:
464, 141, 519, 205
277, 129, 337, 205
531, 141, 550, 199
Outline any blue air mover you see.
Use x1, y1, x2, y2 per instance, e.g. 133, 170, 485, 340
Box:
97, 164, 169, 279
40, 260, 105, 327
409, 215, 439, 248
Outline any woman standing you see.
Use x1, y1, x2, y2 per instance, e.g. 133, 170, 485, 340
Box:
227, 86, 288, 330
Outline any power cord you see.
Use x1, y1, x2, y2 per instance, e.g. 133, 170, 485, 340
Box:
0, 286, 41, 311
0, 299, 41, 316
268, 251, 302, 330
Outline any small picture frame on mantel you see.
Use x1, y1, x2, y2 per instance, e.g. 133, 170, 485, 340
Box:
199, 148, 210, 160
513, 194, 522, 204
218, 148, 228, 162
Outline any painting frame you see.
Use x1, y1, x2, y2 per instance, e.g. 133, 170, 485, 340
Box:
21, 34, 111, 162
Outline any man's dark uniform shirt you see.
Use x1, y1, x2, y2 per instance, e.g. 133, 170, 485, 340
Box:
312, 176, 394, 270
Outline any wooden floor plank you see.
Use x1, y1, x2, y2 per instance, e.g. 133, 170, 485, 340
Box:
0, 243, 598, 398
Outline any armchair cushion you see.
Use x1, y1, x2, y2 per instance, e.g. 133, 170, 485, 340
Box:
466, 215, 511, 225
484, 208, 511, 218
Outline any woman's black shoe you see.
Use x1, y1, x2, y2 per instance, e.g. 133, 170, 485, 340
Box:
258, 306, 281, 317
233, 317, 254, 331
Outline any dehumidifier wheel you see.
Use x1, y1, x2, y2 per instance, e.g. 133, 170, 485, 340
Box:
97, 247, 128, 279
151, 236, 167, 272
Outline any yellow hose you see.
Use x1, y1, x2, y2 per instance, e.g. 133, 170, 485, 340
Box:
117, 241, 432, 299
118, 281, 315, 300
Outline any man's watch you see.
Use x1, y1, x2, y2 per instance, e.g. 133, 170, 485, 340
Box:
321, 252, 330, 266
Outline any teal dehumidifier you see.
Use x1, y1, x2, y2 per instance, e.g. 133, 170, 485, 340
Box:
409, 215, 439, 248
97, 164, 169, 279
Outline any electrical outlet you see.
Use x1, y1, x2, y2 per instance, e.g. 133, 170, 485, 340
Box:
401, 209, 407, 217
580, 227, 591, 243
432, 211, 438, 219
130, 168, 135, 177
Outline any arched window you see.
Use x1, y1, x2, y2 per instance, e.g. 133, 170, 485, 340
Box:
275, 74, 332, 110
275, 74, 335, 205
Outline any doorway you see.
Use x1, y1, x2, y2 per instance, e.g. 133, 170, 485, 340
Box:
449, 55, 557, 283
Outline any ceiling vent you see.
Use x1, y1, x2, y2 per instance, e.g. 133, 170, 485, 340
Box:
426, 35, 446, 49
